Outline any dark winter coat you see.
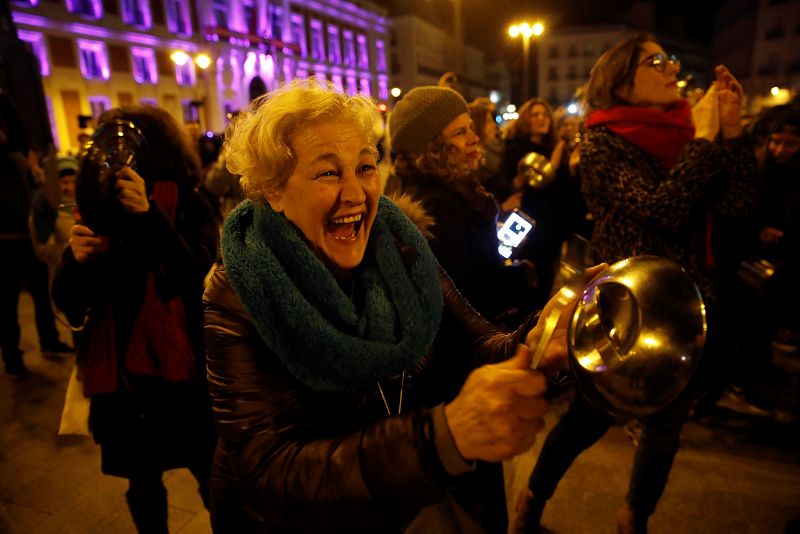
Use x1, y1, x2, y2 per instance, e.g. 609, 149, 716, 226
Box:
51, 186, 218, 477
580, 126, 757, 304
203, 258, 537, 533
398, 174, 532, 324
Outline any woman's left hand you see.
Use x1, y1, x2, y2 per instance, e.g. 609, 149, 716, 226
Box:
115, 167, 150, 214
715, 64, 744, 139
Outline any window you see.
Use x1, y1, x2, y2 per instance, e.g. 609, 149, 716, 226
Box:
566, 65, 577, 80
11, 0, 38, 6
547, 66, 559, 81
359, 78, 371, 96
166, 0, 191, 36
295, 66, 308, 79
268, 3, 282, 40
176, 59, 195, 86
583, 44, 595, 57
331, 73, 344, 93
212, 0, 228, 30
131, 47, 157, 84
346, 75, 357, 95
378, 76, 389, 100
327, 25, 341, 64
343, 30, 355, 67
375, 39, 387, 72
310, 20, 325, 62
290, 13, 307, 57
314, 70, 326, 83
77, 39, 109, 80
357, 34, 369, 70
18, 30, 49, 76
243, 0, 258, 35
121, 0, 150, 28
66, 0, 101, 18
182, 99, 200, 123
548, 46, 559, 58
567, 45, 577, 58
140, 97, 158, 106
88, 96, 111, 120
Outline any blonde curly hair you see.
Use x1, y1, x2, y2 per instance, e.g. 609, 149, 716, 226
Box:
222, 79, 381, 201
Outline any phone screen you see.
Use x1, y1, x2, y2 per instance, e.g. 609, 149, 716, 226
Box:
497, 211, 535, 258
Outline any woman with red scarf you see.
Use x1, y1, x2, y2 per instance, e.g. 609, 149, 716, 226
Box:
52, 106, 218, 533
512, 33, 755, 533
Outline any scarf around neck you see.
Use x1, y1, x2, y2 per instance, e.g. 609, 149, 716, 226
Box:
221, 196, 444, 394
586, 100, 695, 170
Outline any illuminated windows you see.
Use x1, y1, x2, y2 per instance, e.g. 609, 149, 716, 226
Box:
18, 30, 49, 76
166, 0, 191, 36
121, 0, 151, 28
76, 39, 109, 80
131, 47, 157, 84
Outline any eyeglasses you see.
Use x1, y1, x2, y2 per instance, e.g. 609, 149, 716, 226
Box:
639, 53, 680, 73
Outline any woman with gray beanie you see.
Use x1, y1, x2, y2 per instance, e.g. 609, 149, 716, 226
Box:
389, 86, 535, 327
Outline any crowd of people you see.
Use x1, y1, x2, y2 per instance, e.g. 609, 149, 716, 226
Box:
1, 30, 798, 534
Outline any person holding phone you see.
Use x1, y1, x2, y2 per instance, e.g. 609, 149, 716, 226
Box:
390, 86, 537, 328
512, 33, 756, 533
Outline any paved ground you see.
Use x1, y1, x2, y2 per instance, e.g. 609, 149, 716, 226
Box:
2, 291, 799, 533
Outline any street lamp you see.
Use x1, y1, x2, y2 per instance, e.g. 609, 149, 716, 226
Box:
509, 21, 545, 101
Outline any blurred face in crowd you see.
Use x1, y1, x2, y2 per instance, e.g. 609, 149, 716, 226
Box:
622, 41, 681, 109
266, 118, 380, 273
559, 115, 580, 141
768, 129, 800, 164
443, 112, 481, 170
529, 104, 551, 141
483, 111, 499, 141
59, 173, 76, 201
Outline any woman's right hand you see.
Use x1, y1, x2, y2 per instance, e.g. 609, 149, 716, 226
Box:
444, 345, 548, 462
69, 224, 106, 263
691, 83, 720, 141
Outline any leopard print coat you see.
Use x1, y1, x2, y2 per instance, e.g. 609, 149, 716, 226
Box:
580, 126, 757, 304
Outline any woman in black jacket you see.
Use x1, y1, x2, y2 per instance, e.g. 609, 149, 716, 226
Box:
512, 33, 755, 534
204, 79, 602, 533
390, 86, 535, 327
52, 105, 218, 533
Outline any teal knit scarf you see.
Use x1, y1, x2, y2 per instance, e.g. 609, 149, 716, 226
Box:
221, 197, 444, 393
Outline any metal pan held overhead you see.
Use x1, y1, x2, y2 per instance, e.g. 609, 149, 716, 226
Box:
75, 119, 149, 235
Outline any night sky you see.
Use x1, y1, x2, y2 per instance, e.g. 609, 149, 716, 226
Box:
373, 0, 726, 59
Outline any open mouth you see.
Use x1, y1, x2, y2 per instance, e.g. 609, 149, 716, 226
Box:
326, 213, 364, 240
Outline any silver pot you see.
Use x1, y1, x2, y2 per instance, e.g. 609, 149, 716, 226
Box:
517, 152, 555, 189
568, 256, 706, 418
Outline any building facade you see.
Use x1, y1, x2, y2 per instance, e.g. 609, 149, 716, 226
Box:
389, 14, 509, 103
537, 23, 711, 110
11, 0, 390, 153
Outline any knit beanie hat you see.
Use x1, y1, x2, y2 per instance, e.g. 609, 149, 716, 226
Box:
389, 86, 469, 155
57, 156, 78, 177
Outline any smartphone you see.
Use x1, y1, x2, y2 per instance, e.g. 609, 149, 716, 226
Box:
497, 210, 536, 258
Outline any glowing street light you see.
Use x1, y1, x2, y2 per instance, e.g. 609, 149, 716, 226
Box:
390, 87, 402, 98
509, 20, 545, 101
170, 51, 190, 66
771, 86, 780, 96
194, 53, 212, 70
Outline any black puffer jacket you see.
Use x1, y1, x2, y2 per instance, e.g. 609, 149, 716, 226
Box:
203, 264, 537, 533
